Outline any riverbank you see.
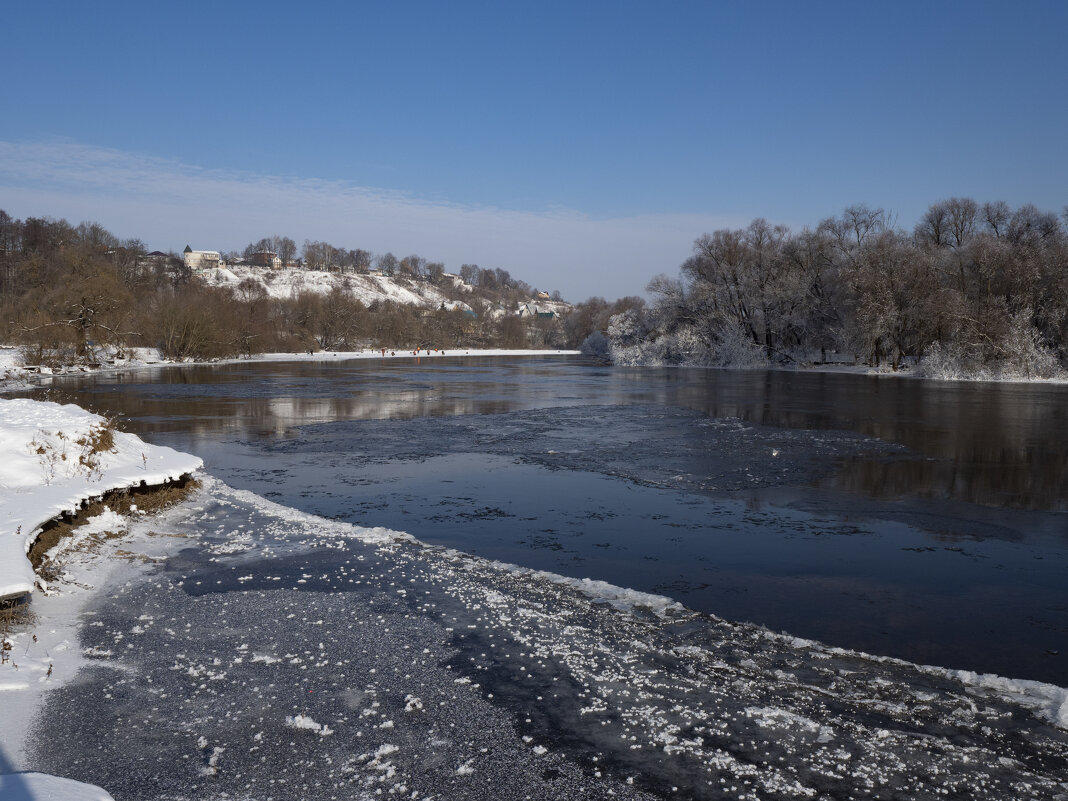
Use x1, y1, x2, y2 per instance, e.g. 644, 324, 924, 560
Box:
0, 398, 203, 601
0, 398, 203, 797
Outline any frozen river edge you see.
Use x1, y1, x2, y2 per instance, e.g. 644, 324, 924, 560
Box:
2, 400, 1068, 799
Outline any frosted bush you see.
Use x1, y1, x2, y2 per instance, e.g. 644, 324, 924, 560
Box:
916, 341, 978, 380
712, 322, 768, 368
578, 331, 610, 359
609, 340, 665, 367
606, 309, 648, 348
918, 312, 1065, 381
997, 312, 1062, 379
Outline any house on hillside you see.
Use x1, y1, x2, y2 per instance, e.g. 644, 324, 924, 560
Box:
137, 250, 182, 273
517, 301, 556, 318
183, 245, 221, 272
250, 250, 282, 269
517, 300, 561, 319
535, 291, 551, 301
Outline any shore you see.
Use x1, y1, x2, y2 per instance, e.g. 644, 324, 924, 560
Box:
0, 399, 203, 602
0, 398, 203, 799
5, 344, 1068, 395
6, 468, 1068, 799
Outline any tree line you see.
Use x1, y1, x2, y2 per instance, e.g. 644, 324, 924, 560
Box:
599, 200, 1068, 379
0, 212, 583, 364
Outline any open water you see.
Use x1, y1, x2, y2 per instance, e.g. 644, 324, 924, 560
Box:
33, 355, 1068, 686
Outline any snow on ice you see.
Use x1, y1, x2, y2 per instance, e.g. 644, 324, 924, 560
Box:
0, 772, 115, 800
4, 475, 1063, 800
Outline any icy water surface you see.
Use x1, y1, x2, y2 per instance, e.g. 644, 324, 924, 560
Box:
25, 482, 1068, 800
35, 356, 1068, 685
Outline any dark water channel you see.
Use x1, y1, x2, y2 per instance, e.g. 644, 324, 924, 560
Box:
26, 355, 1068, 685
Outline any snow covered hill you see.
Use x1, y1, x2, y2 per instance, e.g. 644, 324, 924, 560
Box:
199, 265, 477, 312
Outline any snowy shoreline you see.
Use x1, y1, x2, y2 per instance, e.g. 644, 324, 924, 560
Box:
0, 399, 203, 601
5, 343, 1067, 393
8, 474, 1068, 799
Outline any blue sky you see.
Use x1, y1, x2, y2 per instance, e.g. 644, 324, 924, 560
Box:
2, 1, 1066, 300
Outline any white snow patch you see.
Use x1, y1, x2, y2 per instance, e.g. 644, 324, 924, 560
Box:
942, 669, 1068, 729
284, 713, 334, 736
0, 772, 116, 800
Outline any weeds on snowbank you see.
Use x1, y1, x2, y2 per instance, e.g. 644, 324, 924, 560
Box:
29, 418, 118, 484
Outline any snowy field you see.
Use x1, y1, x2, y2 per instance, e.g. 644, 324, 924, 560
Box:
2, 470, 1067, 798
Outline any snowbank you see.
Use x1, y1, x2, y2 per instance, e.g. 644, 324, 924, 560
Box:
0, 772, 115, 801
0, 399, 203, 600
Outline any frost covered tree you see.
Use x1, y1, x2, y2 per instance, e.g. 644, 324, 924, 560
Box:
604, 200, 1067, 377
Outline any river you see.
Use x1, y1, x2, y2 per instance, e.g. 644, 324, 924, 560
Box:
30, 354, 1068, 685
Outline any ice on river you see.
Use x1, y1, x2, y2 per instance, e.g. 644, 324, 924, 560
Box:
18, 478, 1068, 800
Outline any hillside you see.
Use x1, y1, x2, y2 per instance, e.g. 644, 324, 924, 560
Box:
201, 265, 478, 312
0, 212, 582, 360
199, 264, 574, 321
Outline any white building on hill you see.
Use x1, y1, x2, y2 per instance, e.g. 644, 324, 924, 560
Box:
183, 245, 221, 271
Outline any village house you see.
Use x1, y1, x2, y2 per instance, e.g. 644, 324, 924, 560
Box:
182, 245, 221, 272
136, 250, 182, 273
517, 301, 556, 319
250, 250, 283, 269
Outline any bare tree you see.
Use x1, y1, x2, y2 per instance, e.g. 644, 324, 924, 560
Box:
982, 201, 1011, 238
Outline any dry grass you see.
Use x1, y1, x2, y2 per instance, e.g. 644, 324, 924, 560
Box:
0, 597, 35, 633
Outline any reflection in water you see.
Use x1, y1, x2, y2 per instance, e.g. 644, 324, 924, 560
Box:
34, 357, 1068, 510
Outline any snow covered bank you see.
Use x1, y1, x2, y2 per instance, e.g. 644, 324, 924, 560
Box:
236, 347, 578, 363
0, 399, 202, 600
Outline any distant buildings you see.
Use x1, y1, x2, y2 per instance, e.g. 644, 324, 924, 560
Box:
249, 250, 282, 269
517, 301, 556, 319
183, 245, 221, 271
